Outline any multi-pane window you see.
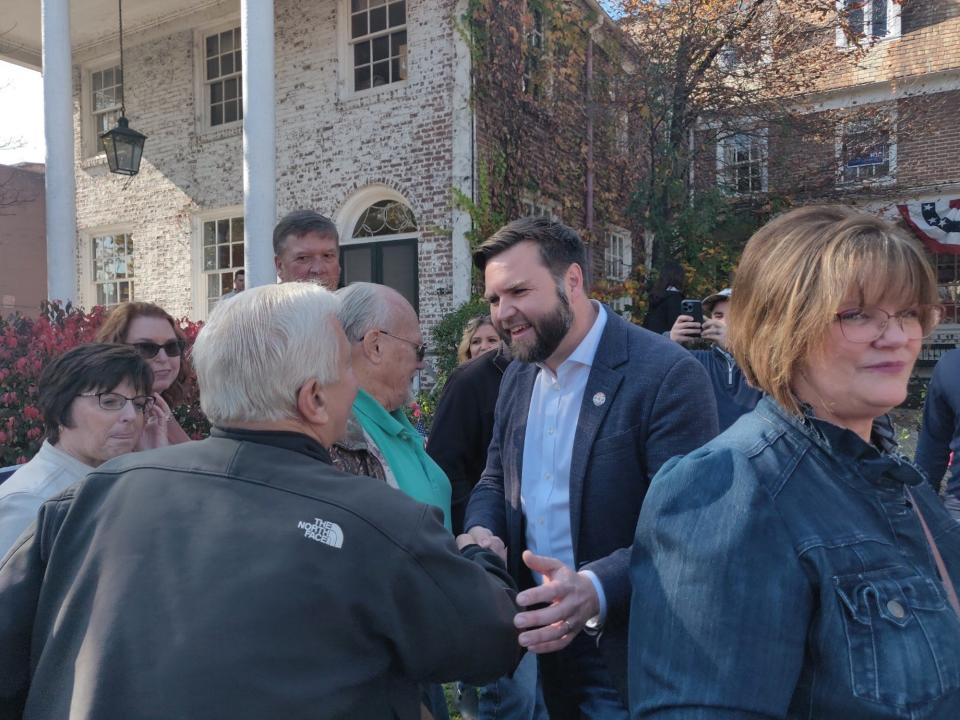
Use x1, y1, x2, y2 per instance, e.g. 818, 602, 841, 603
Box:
604, 228, 633, 317
522, 4, 545, 96
616, 112, 630, 154
202, 217, 244, 312
205, 27, 243, 127
350, 0, 407, 92
521, 197, 559, 221
604, 230, 630, 281
840, 119, 892, 183
92, 233, 134, 307
92, 66, 122, 137
718, 133, 766, 195
838, 0, 900, 43
935, 252, 960, 326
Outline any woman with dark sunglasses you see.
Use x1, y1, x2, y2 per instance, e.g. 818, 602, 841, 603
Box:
96, 302, 194, 447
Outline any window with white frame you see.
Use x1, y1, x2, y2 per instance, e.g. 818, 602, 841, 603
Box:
91, 233, 135, 307
717, 132, 767, 195
204, 26, 243, 127
521, 196, 560, 221
837, 0, 901, 45
604, 228, 631, 281
91, 65, 123, 140
522, 3, 545, 96
609, 89, 630, 154
349, 0, 408, 92
839, 116, 894, 184
202, 216, 245, 313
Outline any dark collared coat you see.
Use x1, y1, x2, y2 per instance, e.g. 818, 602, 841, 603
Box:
0, 429, 519, 720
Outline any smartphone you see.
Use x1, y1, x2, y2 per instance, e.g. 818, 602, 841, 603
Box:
680, 299, 704, 326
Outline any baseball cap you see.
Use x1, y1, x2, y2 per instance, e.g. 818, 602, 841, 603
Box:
702, 288, 732, 316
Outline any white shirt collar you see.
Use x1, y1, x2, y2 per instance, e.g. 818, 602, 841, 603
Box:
538, 300, 608, 377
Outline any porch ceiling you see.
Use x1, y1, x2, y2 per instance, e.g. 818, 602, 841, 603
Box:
0, 0, 232, 70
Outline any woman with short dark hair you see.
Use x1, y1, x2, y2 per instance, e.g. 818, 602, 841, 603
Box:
0, 343, 153, 554
630, 206, 960, 718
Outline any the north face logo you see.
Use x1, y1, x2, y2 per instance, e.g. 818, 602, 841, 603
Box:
297, 518, 344, 548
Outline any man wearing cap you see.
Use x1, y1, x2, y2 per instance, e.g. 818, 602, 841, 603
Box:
670, 288, 762, 431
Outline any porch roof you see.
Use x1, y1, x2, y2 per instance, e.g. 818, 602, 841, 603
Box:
0, 0, 233, 69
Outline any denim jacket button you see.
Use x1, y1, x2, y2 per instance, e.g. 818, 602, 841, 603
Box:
886, 599, 906, 619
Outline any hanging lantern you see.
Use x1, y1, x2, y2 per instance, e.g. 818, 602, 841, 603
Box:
100, 116, 146, 176
99, 0, 147, 176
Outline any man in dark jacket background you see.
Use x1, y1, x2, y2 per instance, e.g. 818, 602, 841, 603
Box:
916, 347, 960, 518
669, 288, 761, 431
0, 282, 519, 720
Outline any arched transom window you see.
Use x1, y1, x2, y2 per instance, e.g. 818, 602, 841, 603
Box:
341, 198, 419, 311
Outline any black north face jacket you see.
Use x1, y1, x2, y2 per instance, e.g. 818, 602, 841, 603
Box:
0, 428, 519, 720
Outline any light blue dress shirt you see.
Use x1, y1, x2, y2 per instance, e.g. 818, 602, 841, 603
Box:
0, 441, 91, 557
521, 301, 608, 621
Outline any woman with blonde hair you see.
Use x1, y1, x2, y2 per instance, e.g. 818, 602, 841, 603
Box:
630, 206, 960, 718
96, 302, 193, 447
456, 315, 501, 365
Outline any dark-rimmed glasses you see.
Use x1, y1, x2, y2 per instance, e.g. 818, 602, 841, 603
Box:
376, 329, 427, 361
79, 392, 156, 413
835, 305, 942, 343
130, 339, 185, 359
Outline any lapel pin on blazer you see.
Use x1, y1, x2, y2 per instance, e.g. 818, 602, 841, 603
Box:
593, 392, 606, 407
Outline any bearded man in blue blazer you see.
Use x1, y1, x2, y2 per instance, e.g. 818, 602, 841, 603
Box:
463, 217, 719, 718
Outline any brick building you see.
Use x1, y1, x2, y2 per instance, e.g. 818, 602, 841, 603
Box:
0, 0, 638, 335
694, 0, 960, 353
0, 163, 46, 318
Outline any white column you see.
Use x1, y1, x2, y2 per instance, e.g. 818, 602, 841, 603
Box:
450, 0, 474, 305
42, 0, 77, 304
241, 0, 276, 288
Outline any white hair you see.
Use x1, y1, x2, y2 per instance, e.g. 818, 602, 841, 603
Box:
335, 282, 404, 342
192, 282, 342, 425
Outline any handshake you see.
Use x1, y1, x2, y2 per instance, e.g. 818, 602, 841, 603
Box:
455, 526, 602, 654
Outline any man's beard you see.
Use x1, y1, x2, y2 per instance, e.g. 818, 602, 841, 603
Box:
497, 289, 573, 364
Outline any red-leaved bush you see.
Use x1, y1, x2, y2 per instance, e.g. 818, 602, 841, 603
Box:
0, 302, 208, 466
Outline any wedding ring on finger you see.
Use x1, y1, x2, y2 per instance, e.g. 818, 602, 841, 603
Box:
563, 619, 574, 636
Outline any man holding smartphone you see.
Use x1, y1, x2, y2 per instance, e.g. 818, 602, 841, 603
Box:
670, 289, 762, 431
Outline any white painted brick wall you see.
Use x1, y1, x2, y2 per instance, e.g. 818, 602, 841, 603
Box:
72, 0, 461, 331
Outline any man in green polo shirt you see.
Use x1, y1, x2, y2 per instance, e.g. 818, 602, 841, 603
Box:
330, 282, 451, 530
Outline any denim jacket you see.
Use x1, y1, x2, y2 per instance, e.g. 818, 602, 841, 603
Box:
629, 396, 960, 719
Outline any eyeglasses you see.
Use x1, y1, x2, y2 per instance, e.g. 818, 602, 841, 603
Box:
130, 340, 185, 359
79, 392, 156, 413
376, 329, 427, 361
835, 305, 942, 343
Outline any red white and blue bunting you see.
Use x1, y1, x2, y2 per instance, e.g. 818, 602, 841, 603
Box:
898, 198, 960, 255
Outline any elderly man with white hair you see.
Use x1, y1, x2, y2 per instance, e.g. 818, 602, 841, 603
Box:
0, 283, 520, 720
330, 282, 452, 530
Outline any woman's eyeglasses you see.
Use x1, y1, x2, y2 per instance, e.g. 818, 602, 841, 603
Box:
79, 392, 156, 413
835, 305, 942, 343
130, 340, 185, 359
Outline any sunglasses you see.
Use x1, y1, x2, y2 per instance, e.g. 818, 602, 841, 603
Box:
130, 339, 186, 359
